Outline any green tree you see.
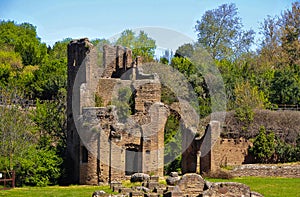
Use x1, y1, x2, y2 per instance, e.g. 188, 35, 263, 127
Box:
164, 114, 182, 174
171, 56, 210, 118
195, 3, 255, 60
233, 81, 269, 123
32, 59, 67, 100
31, 99, 66, 150
269, 68, 300, 105
116, 29, 156, 62
0, 89, 37, 171
48, 38, 72, 61
0, 50, 23, 87
249, 126, 275, 163
258, 2, 300, 68
112, 87, 134, 123
17, 146, 62, 186
0, 21, 48, 66
280, 2, 300, 66
175, 43, 194, 58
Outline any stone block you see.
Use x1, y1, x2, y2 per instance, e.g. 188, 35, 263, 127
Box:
119, 187, 132, 194
202, 182, 251, 197
130, 191, 144, 197
150, 176, 159, 182
147, 182, 159, 190
110, 181, 122, 189
163, 191, 183, 197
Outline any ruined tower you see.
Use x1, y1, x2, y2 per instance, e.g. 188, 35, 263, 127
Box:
66, 38, 168, 184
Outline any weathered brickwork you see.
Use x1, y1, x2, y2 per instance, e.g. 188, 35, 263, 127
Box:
212, 138, 252, 167
231, 164, 300, 178
67, 39, 167, 184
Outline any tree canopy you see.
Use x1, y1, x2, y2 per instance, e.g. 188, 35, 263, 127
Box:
195, 3, 255, 60
116, 29, 156, 62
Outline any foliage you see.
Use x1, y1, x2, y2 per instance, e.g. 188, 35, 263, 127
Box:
116, 29, 156, 62
95, 94, 104, 107
233, 81, 268, 124
0, 89, 37, 171
0, 89, 62, 186
17, 147, 62, 186
195, 3, 255, 60
170, 56, 211, 118
164, 114, 182, 174
0, 21, 48, 66
249, 126, 275, 163
112, 87, 134, 122
175, 43, 194, 58
269, 68, 300, 105
274, 135, 300, 163
160, 84, 178, 105
30, 99, 66, 151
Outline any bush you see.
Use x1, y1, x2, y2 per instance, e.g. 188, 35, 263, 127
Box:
249, 126, 275, 163
17, 146, 62, 186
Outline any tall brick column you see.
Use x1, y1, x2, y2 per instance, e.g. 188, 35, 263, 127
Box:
66, 38, 91, 184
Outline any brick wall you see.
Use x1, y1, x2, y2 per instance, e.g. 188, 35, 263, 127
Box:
213, 138, 252, 167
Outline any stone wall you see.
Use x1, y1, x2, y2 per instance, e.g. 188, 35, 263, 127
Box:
102, 45, 133, 78
200, 121, 221, 173
164, 173, 263, 197
231, 164, 300, 178
96, 78, 119, 106
67, 38, 168, 184
134, 82, 161, 113
66, 38, 93, 184
212, 138, 252, 167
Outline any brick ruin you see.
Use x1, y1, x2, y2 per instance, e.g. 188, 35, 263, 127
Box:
66, 38, 255, 185
67, 38, 168, 184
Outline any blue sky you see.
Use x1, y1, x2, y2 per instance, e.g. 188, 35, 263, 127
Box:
0, 0, 296, 50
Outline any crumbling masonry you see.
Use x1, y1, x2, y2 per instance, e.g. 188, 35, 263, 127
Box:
66, 38, 259, 186
67, 38, 168, 184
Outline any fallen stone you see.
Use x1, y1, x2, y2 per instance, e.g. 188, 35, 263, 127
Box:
202, 182, 251, 197
130, 173, 150, 182
92, 190, 106, 197
170, 172, 179, 177
166, 176, 180, 186
136, 186, 150, 193
251, 191, 264, 197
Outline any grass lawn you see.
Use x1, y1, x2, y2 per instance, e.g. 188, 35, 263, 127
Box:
0, 185, 115, 197
207, 177, 300, 197
0, 177, 299, 197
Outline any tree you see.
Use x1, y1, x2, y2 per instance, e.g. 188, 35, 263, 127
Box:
269, 68, 300, 105
249, 126, 275, 163
48, 38, 72, 61
0, 89, 37, 171
233, 81, 269, 125
280, 2, 300, 66
31, 99, 66, 150
90, 38, 110, 48
171, 56, 211, 118
164, 114, 182, 174
175, 43, 194, 58
116, 29, 156, 62
0, 89, 63, 186
0, 21, 48, 66
258, 2, 300, 68
0, 50, 23, 87
195, 3, 255, 60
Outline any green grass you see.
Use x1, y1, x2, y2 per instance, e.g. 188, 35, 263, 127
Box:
0, 185, 115, 197
0, 177, 299, 197
206, 177, 300, 197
